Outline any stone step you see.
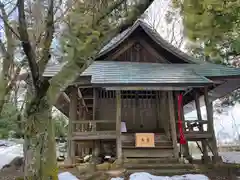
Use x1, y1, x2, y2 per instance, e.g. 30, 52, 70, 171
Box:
124, 163, 194, 170
124, 157, 179, 164
126, 168, 198, 176
122, 145, 173, 149
123, 148, 174, 158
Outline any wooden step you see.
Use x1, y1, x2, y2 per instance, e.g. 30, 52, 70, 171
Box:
126, 168, 198, 176
83, 96, 94, 100
122, 145, 173, 149
124, 163, 194, 170
124, 157, 179, 164
123, 148, 174, 158
86, 104, 93, 108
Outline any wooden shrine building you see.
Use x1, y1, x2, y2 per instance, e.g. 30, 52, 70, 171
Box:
44, 20, 240, 164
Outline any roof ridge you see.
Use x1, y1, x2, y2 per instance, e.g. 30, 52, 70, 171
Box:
96, 18, 201, 64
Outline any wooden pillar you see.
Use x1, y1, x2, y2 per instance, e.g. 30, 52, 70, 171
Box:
67, 86, 78, 164
204, 87, 222, 163
116, 90, 122, 162
93, 88, 97, 121
194, 90, 210, 163
180, 102, 193, 163
92, 88, 100, 162
156, 91, 160, 131
168, 91, 179, 158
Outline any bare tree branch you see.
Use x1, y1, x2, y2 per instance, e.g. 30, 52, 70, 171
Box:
7, 2, 18, 17
53, 0, 62, 16
6, 66, 21, 93
54, 0, 77, 23
17, 0, 39, 89
0, 2, 20, 39
38, 0, 54, 74
94, 0, 126, 26
0, 38, 8, 58
0, 2, 15, 63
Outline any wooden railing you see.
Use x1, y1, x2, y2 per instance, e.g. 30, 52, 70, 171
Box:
72, 120, 116, 132
177, 120, 212, 140
71, 120, 116, 140
183, 120, 208, 132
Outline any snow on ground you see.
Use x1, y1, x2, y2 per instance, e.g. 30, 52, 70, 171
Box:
0, 143, 23, 169
111, 173, 209, 180
0, 139, 66, 169
192, 152, 240, 164
219, 152, 240, 164
58, 172, 210, 180
58, 172, 79, 180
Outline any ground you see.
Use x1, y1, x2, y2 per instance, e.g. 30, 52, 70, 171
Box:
0, 168, 23, 180
199, 164, 240, 180
0, 163, 239, 180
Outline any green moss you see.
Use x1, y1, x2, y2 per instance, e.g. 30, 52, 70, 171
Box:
15, 177, 24, 180
15, 174, 58, 180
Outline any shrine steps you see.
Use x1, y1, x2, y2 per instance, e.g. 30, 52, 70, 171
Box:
123, 158, 197, 176
124, 163, 193, 169
122, 133, 174, 158
122, 147, 174, 158
126, 168, 197, 176
123, 157, 179, 164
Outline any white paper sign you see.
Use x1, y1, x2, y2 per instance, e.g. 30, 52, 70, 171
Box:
121, 122, 127, 132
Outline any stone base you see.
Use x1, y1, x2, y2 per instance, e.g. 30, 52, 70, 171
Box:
64, 158, 73, 165
212, 155, 223, 164
186, 156, 193, 164
105, 169, 126, 178
201, 155, 211, 164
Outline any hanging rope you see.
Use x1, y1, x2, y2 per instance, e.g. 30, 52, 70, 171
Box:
178, 94, 186, 145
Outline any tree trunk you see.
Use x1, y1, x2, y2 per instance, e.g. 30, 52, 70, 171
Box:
0, 100, 4, 116
24, 95, 58, 180
0, 82, 7, 115
0, 87, 10, 116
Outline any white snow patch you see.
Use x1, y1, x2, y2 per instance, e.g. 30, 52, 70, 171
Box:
111, 172, 209, 180
0, 140, 66, 169
220, 152, 240, 164
191, 152, 240, 164
58, 172, 79, 180
0, 144, 23, 169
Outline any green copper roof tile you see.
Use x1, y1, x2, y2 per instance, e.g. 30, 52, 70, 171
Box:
81, 61, 212, 85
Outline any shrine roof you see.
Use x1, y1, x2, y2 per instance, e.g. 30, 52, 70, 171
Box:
96, 19, 196, 63
43, 20, 240, 83
80, 61, 213, 85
